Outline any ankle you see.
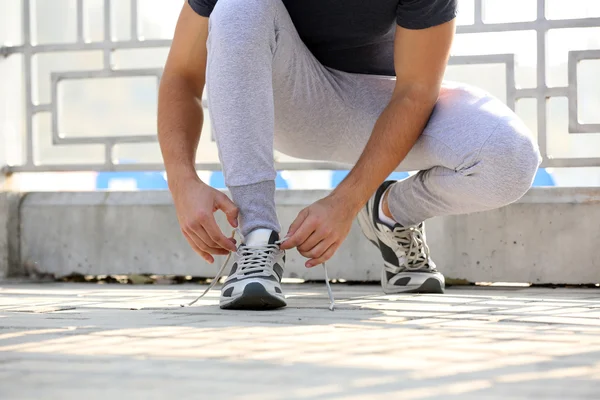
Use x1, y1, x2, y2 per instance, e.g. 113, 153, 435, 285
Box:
381, 187, 394, 219
378, 186, 397, 227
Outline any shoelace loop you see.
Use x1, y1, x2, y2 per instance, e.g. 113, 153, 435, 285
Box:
182, 229, 335, 311
237, 244, 280, 275
386, 224, 431, 273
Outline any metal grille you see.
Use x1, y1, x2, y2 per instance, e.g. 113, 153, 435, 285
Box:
1, 0, 600, 173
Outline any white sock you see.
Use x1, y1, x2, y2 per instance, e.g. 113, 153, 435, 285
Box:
245, 229, 273, 246
378, 187, 397, 228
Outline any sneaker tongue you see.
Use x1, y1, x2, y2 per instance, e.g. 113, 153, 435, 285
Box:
245, 229, 279, 246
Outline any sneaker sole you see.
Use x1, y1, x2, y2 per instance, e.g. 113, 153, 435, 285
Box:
220, 282, 287, 310
383, 276, 445, 294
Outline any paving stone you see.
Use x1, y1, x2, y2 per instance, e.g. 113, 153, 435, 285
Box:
517, 316, 600, 326
1, 283, 600, 399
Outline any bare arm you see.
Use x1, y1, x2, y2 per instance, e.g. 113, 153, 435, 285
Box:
332, 20, 455, 212
158, 2, 208, 189
158, 3, 238, 262
281, 19, 455, 267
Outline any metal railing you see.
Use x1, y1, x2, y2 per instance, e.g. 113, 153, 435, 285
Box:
1, 0, 599, 173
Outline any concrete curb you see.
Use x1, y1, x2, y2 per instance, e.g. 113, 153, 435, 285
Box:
0, 192, 22, 279
13, 187, 600, 284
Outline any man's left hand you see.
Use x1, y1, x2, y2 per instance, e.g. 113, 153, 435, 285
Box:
280, 194, 359, 268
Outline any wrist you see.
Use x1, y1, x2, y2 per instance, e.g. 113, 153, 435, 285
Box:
166, 166, 202, 192
329, 186, 366, 215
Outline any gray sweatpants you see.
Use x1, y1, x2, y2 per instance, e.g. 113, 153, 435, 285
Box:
205, 0, 542, 236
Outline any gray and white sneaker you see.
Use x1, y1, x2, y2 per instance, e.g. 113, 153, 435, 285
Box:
357, 181, 445, 294
219, 229, 287, 310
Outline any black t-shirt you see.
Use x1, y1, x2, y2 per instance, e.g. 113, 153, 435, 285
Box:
188, 0, 456, 76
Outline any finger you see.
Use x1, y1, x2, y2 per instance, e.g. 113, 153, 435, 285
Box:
306, 242, 338, 268
299, 237, 335, 260
215, 193, 239, 228
192, 226, 231, 255
183, 231, 214, 263
297, 229, 330, 254
280, 214, 318, 250
182, 229, 207, 254
183, 217, 220, 251
286, 208, 308, 237
203, 216, 238, 252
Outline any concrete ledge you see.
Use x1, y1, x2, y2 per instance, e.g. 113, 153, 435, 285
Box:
0, 192, 21, 279
15, 188, 600, 284
0, 192, 7, 279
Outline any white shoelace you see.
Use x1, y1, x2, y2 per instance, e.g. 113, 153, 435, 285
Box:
386, 224, 431, 274
182, 230, 335, 311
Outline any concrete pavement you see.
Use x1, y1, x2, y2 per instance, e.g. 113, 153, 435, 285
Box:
1, 283, 600, 399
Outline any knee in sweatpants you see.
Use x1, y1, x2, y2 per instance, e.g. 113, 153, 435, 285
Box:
475, 118, 542, 207
209, 0, 279, 44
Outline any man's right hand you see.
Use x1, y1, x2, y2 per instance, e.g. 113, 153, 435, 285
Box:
170, 177, 239, 263
159, 6, 227, 263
